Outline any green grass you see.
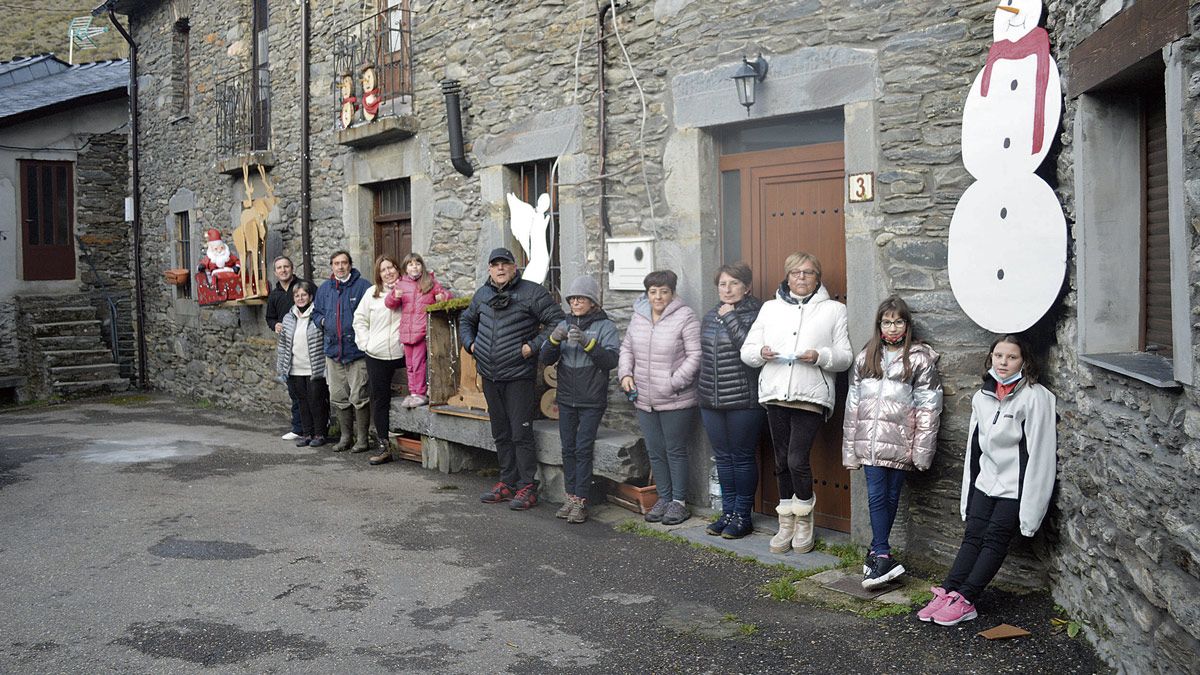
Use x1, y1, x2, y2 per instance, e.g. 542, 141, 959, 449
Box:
104, 394, 153, 406
0, 2, 127, 63
762, 577, 798, 602
862, 603, 913, 619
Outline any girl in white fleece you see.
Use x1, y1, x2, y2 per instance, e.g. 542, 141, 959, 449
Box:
919, 334, 1057, 626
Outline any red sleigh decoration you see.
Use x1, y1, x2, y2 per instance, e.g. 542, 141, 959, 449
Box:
195, 270, 244, 306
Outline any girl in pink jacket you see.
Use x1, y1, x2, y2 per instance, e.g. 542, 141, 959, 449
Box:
384, 253, 450, 407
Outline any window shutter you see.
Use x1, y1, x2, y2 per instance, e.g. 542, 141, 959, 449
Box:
1142, 95, 1172, 356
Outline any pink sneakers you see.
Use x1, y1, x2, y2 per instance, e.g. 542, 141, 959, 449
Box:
931, 591, 978, 626
917, 586, 951, 622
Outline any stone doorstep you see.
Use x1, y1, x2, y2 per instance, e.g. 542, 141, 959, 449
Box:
391, 403, 649, 485
50, 363, 121, 380
24, 306, 97, 323
31, 320, 102, 337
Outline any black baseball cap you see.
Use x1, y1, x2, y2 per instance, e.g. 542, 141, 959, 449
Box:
488, 247, 516, 264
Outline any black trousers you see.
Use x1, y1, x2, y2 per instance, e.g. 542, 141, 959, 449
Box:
765, 405, 823, 501
481, 378, 539, 488
943, 486, 1021, 603
287, 375, 329, 439
365, 355, 404, 442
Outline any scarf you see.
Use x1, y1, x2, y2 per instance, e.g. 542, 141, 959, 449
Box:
980, 27, 1052, 155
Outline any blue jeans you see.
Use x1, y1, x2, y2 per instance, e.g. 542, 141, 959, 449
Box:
558, 404, 605, 501
701, 407, 765, 516
864, 465, 907, 556
636, 408, 696, 502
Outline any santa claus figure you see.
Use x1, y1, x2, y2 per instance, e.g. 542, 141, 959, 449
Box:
195, 228, 244, 305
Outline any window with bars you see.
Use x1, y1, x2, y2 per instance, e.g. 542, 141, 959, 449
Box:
511, 160, 560, 299
174, 211, 192, 299
372, 179, 411, 265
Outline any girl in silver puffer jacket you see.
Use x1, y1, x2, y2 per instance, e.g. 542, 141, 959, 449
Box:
842, 296, 943, 590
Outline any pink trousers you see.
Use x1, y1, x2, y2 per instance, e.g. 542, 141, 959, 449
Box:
404, 340, 428, 395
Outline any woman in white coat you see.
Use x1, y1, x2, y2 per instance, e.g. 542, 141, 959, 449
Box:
353, 254, 405, 465
741, 252, 852, 554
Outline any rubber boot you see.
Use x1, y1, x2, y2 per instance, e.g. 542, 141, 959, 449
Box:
351, 406, 372, 453
332, 407, 354, 452
770, 498, 797, 554
792, 495, 816, 553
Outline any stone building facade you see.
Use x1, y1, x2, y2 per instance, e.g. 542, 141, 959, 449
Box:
115, 0, 1198, 670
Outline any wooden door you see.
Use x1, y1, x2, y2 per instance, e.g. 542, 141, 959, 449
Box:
20, 160, 75, 281
719, 142, 851, 532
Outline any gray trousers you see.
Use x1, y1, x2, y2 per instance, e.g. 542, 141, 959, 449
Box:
636, 407, 697, 502
326, 357, 369, 411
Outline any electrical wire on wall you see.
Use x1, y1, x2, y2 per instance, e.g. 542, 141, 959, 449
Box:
607, 0, 656, 224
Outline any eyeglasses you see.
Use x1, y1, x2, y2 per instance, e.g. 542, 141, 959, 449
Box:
880, 320, 907, 329
788, 269, 818, 279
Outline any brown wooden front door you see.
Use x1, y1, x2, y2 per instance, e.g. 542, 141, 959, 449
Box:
20, 160, 76, 281
719, 142, 851, 532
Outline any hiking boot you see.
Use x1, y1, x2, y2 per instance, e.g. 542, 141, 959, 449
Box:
644, 498, 670, 523
862, 554, 906, 589
567, 499, 588, 524
721, 513, 754, 540
481, 482, 514, 503
791, 496, 816, 553
918, 586, 953, 622
295, 436, 312, 448
661, 501, 690, 526
770, 499, 797, 554
706, 513, 734, 536
351, 407, 371, 453
369, 440, 393, 465
332, 408, 354, 452
556, 495, 577, 519
932, 592, 977, 626
308, 436, 326, 448
509, 483, 539, 510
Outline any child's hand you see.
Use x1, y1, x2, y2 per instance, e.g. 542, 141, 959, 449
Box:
435, 292, 447, 302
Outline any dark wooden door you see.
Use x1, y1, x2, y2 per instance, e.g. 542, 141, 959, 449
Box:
20, 160, 75, 281
720, 142, 851, 531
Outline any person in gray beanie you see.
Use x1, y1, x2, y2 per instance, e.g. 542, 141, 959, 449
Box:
541, 275, 620, 523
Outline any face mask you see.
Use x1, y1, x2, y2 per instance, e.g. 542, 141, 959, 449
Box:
988, 368, 1023, 386
880, 331, 905, 346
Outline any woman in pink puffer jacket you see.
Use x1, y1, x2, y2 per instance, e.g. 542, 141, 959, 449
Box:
383, 253, 449, 408
618, 270, 701, 526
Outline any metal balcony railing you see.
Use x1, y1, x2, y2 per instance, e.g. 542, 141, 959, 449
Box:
332, 3, 414, 129
216, 66, 271, 156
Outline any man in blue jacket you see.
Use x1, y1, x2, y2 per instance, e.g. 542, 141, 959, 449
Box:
312, 250, 373, 453
459, 248, 564, 510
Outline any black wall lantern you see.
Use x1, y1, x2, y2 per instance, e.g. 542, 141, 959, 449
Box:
732, 54, 768, 115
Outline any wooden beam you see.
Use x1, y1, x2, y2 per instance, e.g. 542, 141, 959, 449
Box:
1067, 0, 1190, 97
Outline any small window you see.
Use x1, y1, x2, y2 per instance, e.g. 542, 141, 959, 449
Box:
174, 211, 192, 299
510, 160, 560, 300
172, 18, 190, 115
372, 179, 411, 265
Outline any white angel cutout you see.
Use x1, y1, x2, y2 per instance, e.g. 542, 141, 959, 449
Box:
505, 192, 552, 285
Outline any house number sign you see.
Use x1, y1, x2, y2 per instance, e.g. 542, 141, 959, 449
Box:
848, 172, 874, 203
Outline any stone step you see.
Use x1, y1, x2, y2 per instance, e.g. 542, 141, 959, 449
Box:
36, 335, 106, 351
51, 378, 130, 398
31, 320, 102, 338
50, 363, 121, 382
24, 305, 98, 324
43, 349, 115, 367
16, 294, 93, 311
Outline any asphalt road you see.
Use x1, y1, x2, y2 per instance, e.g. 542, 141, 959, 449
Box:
0, 395, 1105, 673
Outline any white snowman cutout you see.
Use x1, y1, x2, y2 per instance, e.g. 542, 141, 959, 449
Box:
948, 0, 1066, 333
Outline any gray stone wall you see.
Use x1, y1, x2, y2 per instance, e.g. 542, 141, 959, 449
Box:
126, 0, 1199, 669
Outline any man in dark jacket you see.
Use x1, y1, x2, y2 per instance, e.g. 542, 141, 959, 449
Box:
459, 247, 564, 510
266, 256, 309, 440
312, 250, 373, 453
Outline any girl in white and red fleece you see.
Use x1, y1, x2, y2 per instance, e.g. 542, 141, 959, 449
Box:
384, 253, 449, 408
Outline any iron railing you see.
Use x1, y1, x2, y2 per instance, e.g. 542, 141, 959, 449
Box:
216, 66, 271, 156
332, 4, 414, 128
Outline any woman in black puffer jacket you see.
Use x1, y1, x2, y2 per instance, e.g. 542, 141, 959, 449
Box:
699, 262, 765, 539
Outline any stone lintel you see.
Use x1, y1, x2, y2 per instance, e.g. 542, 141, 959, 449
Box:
213, 151, 276, 176
335, 115, 420, 149
474, 105, 582, 167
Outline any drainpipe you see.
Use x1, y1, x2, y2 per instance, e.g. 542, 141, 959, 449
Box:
441, 79, 474, 177
597, 1, 611, 235
102, 5, 148, 390
299, 0, 312, 279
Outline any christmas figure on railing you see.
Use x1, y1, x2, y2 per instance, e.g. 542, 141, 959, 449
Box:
195, 228, 245, 305
337, 71, 357, 130
361, 63, 380, 122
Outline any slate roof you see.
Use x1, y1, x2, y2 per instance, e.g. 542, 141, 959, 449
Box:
0, 54, 128, 126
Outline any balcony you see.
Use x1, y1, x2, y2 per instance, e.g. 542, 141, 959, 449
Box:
332, 3, 418, 148
214, 66, 274, 174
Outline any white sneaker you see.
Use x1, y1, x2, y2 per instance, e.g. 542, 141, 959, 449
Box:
281, 431, 301, 440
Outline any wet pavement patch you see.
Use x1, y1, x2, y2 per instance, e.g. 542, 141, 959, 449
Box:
112, 619, 328, 665
120, 446, 327, 482
0, 458, 30, 491
353, 642, 465, 671
149, 536, 269, 560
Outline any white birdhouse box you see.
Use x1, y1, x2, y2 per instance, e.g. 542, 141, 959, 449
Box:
606, 237, 655, 291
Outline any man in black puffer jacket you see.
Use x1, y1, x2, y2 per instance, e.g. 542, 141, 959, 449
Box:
459, 248, 564, 510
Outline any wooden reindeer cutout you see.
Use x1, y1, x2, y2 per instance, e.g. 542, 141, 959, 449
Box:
232, 162, 276, 300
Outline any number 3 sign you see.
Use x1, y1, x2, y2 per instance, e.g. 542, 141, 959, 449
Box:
848, 172, 874, 203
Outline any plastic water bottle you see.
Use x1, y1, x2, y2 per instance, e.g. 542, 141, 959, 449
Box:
709, 464, 722, 511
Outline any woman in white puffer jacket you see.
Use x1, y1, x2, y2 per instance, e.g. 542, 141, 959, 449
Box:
741, 251, 852, 555
353, 254, 404, 465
